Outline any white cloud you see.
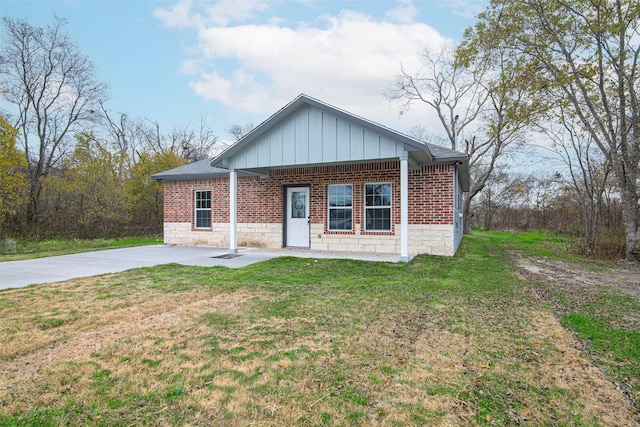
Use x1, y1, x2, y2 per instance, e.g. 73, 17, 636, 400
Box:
179, 58, 203, 75
386, 0, 419, 24
156, 0, 453, 134
154, 0, 272, 28
153, 0, 197, 28
200, 0, 272, 26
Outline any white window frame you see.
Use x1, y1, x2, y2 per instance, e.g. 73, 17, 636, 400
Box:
327, 184, 353, 231
364, 182, 392, 232
194, 189, 212, 229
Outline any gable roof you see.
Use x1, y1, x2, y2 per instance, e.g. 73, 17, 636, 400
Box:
153, 95, 469, 190
211, 94, 460, 167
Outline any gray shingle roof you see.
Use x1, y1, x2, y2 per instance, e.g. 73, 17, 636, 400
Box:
426, 142, 467, 162
152, 159, 232, 181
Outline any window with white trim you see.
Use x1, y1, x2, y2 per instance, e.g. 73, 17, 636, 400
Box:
328, 184, 352, 231
364, 183, 391, 231
194, 190, 211, 229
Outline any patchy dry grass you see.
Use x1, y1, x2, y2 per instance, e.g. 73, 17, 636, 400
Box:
0, 233, 638, 426
511, 245, 640, 423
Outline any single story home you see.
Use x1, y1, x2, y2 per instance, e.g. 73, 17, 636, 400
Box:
152, 94, 469, 261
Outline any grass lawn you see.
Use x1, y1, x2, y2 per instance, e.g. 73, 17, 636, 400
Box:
0, 231, 638, 426
0, 237, 163, 261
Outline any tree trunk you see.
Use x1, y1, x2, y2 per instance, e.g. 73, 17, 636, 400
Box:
583, 205, 595, 255
621, 186, 640, 260
26, 179, 41, 225
463, 192, 473, 234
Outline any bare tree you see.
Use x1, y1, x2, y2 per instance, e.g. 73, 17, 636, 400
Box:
475, 170, 516, 231
100, 106, 219, 163
474, 171, 561, 232
139, 114, 219, 162
542, 116, 612, 254
226, 123, 255, 142
169, 113, 219, 162
406, 124, 448, 146
0, 16, 107, 223
388, 46, 488, 151
98, 101, 140, 156
387, 46, 533, 233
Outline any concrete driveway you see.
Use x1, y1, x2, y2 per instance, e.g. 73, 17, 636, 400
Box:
0, 245, 401, 290
0, 245, 275, 290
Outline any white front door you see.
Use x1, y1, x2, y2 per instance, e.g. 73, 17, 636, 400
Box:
286, 186, 310, 247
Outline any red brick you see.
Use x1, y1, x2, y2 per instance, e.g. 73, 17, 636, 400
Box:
163, 162, 455, 230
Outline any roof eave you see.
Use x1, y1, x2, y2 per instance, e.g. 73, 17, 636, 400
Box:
152, 169, 262, 182
152, 172, 229, 181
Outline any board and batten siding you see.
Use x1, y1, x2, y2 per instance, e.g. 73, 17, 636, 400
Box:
228, 105, 407, 170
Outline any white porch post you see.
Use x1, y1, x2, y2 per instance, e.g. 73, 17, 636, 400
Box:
229, 169, 238, 254
400, 154, 409, 262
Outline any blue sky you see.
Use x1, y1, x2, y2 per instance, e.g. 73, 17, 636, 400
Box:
1, 0, 486, 142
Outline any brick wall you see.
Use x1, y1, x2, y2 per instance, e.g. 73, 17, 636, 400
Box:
409, 164, 455, 225
163, 161, 454, 230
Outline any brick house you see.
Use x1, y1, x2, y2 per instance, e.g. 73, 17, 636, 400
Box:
153, 94, 469, 261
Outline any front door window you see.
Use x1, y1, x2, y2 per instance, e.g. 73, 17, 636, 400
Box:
291, 191, 306, 218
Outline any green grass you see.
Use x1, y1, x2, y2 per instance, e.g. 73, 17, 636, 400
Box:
0, 230, 637, 426
482, 228, 566, 257
0, 236, 163, 261
563, 312, 640, 380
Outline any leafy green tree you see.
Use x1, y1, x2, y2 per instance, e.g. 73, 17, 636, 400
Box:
0, 116, 28, 224
125, 151, 186, 234
459, 0, 640, 259
41, 133, 127, 237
